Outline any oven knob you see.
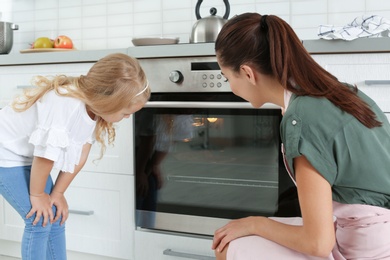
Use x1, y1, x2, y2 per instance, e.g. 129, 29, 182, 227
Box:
169, 70, 184, 83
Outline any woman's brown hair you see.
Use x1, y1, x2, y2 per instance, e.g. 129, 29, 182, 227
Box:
215, 13, 381, 128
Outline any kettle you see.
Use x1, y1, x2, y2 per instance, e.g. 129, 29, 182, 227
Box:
189, 0, 230, 43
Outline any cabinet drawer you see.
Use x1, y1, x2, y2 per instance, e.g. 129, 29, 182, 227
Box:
358, 83, 390, 113
312, 53, 390, 113
0, 63, 93, 108
0, 171, 135, 259
57, 171, 135, 259
0, 66, 42, 107
134, 230, 215, 260
0, 63, 134, 175
312, 53, 390, 85
0, 197, 24, 241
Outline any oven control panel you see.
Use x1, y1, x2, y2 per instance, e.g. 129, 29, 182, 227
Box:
138, 57, 231, 92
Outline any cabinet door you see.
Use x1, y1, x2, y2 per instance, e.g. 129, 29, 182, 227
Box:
0, 65, 40, 108
0, 171, 135, 260
0, 197, 24, 242
55, 171, 135, 259
134, 230, 215, 260
312, 53, 390, 113
312, 53, 390, 86
0, 63, 93, 108
0, 65, 61, 244
0, 63, 135, 175
82, 116, 135, 175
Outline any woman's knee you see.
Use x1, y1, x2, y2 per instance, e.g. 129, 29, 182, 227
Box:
215, 244, 229, 260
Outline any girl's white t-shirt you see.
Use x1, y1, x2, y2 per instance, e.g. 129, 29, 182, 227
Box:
0, 90, 96, 173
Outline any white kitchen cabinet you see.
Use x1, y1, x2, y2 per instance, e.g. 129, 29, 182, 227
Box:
134, 230, 215, 260
0, 63, 92, 108
0, 171, 135, 259
56, 170, 135, 259
0, 197, 25, 242
312, 53, 390, 113
0, 63, 93, 244
312, 53, 390, 84
82, 117, 135, 174
0, 63, 135, 174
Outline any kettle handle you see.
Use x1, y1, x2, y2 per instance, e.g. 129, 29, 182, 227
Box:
195, 0, 203, 20
195, 0, 230, 20
222, 0, 230, 20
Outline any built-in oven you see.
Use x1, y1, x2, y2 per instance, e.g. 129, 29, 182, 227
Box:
134, 57, 300, 236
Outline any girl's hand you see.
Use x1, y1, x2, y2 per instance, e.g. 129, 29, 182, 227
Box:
212, 216, 261, 253
152, 165, 164, 190
27, 193, 54, 227
50, 191, 69, 225
136, 173, 150, 197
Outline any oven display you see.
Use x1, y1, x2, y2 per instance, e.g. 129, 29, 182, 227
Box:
191, 62, 220, 71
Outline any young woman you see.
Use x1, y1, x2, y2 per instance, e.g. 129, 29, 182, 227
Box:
212, 13, 390, 260
0, 53, 150, 259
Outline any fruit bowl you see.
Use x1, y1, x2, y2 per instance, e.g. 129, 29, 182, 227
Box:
20, 48, 76, 53
22, 35, 75, 53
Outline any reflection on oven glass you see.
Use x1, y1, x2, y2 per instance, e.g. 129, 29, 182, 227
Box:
135, 109, 281, 224
162, 115, 279, 213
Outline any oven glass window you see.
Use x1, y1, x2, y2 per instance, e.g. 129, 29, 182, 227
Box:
134, 105, 299, 224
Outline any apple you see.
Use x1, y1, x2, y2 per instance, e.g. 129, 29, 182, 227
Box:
33, 37, 54, 48
54, 35, 73, 49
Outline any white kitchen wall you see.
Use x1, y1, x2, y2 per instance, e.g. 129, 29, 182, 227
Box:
0, 0, 390, 53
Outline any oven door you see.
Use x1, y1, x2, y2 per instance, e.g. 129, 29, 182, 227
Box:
134, 93, 300, 236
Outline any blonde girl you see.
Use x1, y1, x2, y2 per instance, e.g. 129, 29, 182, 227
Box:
0, 53, 150, 260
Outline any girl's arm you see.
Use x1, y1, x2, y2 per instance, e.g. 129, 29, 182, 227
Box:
51, 142, 92, 224
213, 155, 335, 257
27, 156, 55, 227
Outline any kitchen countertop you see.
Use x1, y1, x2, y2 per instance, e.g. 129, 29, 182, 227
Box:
303, 37, 390, 54
1, 38, 390, 66
0, 43, 216, 66
0, 48, 129, 66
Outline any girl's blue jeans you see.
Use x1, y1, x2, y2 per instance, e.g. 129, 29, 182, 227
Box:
0, 166, 66, 260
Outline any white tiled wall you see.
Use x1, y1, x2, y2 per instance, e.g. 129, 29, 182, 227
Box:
1, 0, 390, 53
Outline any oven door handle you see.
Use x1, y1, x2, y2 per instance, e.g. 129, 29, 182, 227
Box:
144, 101, 279, 109
163, 249, 215, 260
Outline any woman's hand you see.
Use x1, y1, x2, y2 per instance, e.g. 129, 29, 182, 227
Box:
50, 191, 69, 225
212, 216, 262, 253
27, 193, 54, 227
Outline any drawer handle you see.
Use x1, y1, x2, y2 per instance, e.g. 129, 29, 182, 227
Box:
69, 209, 94, 216
16, 85, 34, 89
163, 249, 215, 260
364, 80, 390, 85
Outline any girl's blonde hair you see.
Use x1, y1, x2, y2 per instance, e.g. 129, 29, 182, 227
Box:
12, 53, 150, 158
